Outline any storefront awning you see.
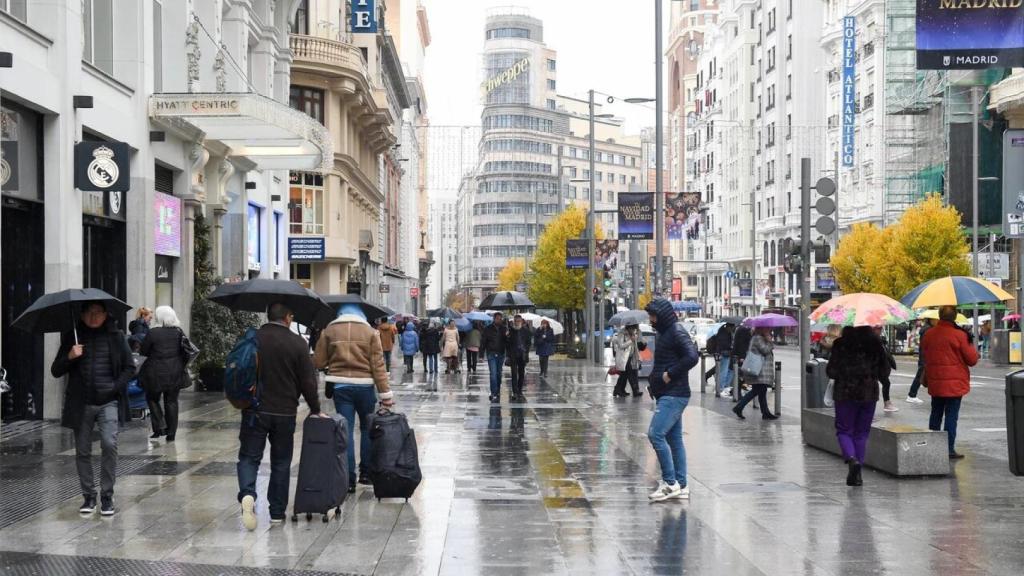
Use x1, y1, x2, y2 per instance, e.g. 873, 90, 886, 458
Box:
149, 93, 331, 172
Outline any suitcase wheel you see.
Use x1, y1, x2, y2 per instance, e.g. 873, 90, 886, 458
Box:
306, 513, 312, 521
335, 506, 342, 520
322, 514, 329, 523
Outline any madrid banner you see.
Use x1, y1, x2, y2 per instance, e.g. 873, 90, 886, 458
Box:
595, 240, 619, 270
617, 192, 654, 239
916, 0, 1024, 69
666, 192, 701, 240
566, 239, 589, 269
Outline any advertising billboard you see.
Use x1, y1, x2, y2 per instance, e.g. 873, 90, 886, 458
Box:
916, 0, 1024, 69
154, 192, 181, 257
666, 192, 701, 240
1003, 130, 1024, 237
595, 240, 619, 270
566, 239, 589, 269
617, 192, 654, 239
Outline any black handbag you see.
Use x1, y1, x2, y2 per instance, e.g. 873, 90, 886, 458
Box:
179, 329, 200, 366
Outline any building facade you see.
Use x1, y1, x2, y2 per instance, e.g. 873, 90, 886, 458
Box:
428, 197, 458, 309
0, 0, 329, 421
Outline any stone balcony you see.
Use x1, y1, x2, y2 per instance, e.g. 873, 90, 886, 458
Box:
990, 70, 1024, 125
290, 34, 369, 80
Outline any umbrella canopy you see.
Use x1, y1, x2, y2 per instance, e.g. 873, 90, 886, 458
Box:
1005, 313, 1021, 323
454, 318, 473, 332
671, 300, 702, 313
318, 294, 391, 325
917, 308, 970, 325
900, 276, 1014, 308
743, 313, 798, 328
427, 307, 463, 320
391, 313, 418, 322
11, 288, 132, 335
810, 293, 917, 327
208, 278, 333, 327
479, 290, 534, 310
516, 312, 563, 335
465, 311, 493, 324
608, 309, 649, 327
720, 315, 745, 325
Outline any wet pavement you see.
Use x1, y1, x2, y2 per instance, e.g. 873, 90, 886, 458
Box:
1, 355, 1023, 575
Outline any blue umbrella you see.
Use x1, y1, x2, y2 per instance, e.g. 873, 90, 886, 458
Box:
454, 318, 473, 332
671, 300, 702, 313
465, 311, 493, 323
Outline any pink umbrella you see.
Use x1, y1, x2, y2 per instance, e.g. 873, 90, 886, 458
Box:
1005, 314, 1021, 322
743, 313, 798, 328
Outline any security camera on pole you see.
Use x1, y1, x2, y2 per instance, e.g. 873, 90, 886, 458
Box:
799, 158, 836, 412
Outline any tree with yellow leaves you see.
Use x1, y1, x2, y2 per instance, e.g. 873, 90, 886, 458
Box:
832, 222, 890, 294
496, 259, 526, 291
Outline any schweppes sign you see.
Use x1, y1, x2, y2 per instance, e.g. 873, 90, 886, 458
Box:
480, 57, 530, 96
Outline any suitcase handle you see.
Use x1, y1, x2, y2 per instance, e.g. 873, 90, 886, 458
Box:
376, 407, 393, 416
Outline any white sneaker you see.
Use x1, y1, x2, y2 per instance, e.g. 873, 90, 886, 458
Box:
649, 481, 682, 502
241, 495, 257, 531
883, 402, 899, 413
670, 485, 690, 500
906, 396, 924, 404
719, 387, 732, 398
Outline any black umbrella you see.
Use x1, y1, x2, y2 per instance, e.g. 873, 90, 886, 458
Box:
427, 307, 463, 320
720, 315, 745, 325
317, 294, 391, 325
208, 279, 333, 326
11, 288, 132, 343
479, 291, 534, 311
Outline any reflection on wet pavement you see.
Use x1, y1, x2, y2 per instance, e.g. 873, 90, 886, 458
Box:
0, 358, 1022, 575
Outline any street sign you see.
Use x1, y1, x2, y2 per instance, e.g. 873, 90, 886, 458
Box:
410, 287, 420, 298
379, 284, 390, 294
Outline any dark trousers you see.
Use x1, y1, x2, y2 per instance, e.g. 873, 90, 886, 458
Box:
909, 365, 924, 398
735, 383, 771, 416
75, 401, 119, 499
510, 359, 526, 396
404, 355, 414, 372
929, 396, 963, 454
539, 355, 550, 376
467, 349, 479, 372
383, 350, 392, 372
614, 367, 640, 395
146, 388, 180, 437
881, 377, 891, 403
835, 400, 876, 464
237, 411, 296, 519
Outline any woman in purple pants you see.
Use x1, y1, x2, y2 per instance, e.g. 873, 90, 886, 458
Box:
825, 326, 892, 486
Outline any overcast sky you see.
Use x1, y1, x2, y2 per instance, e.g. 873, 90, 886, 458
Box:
422, 0, 666, 134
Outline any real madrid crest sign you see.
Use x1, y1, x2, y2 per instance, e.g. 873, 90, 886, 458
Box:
75, 141, 130, 192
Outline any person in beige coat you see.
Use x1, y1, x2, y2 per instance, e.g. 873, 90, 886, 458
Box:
313, 304, 393, 491
442, 322, 461, 374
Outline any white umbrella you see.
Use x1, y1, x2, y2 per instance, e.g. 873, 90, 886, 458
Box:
518, 312, 564, 335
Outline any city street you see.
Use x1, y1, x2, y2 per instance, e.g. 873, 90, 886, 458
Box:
1, 356, 1023, 575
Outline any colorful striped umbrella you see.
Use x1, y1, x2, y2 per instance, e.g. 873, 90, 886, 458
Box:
900, 276, 1014, 308
810, 293, 916, 327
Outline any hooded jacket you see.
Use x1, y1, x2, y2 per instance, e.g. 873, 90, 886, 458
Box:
313, 315, 392, 398
377, 322, 398, 352
400, 323, 420, 356
534, 325, 556, 357
920, 320, 979, 398
644, 298, 699, 399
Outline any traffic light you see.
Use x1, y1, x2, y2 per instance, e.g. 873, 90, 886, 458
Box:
601, 264, 613, 291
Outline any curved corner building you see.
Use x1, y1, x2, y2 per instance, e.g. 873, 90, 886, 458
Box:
471, 8, 563, 290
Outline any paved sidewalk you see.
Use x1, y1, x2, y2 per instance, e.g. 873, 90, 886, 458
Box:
1, 357, 1023, 575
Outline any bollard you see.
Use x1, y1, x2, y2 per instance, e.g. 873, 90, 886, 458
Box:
774, 361, 782, 416
700, 353, 707, 394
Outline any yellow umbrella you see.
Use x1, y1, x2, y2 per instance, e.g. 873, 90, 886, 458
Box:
917, 309, 969, 325
900, 276, 1014, 308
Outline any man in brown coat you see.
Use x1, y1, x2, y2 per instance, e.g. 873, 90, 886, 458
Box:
314, 304, 393, 489
376, 318, 398, 372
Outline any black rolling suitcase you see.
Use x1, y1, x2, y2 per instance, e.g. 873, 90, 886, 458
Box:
368, 409, 422, 501
293, 413, 349, 522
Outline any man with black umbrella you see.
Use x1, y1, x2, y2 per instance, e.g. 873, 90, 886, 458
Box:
51, 301, 135, 517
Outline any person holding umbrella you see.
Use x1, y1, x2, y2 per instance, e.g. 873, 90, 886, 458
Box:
534, 319, 556, 378
481, 312, 510, 402
611, 324, 643, 397
51, 301, 136, 516
920, 305, 979, 460
507, 314, 533, 402
732, 327, 779, 420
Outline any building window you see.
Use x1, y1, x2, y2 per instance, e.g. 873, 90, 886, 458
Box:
288, 172, 325, 235
83, 0, 114, 75
547, 99, 557, 110
292, 0, 309, 34
608, 190, 615, 203
291, 263, 313, 289
485, 51, 531, 105
289, 86, 325, 124
487, 27, 530, 40
547, 58, 556, 71
0, 0, 27, 21
547, 79, 556, 90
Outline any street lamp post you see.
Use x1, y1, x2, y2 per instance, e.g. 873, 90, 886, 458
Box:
654, 0, 665, 295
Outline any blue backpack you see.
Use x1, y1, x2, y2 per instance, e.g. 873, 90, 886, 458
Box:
224, 327, 261, 410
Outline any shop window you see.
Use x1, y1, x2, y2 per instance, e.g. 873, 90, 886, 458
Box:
83, 0, 114, 75
291, 263, 312, 289
289, 172, 324, 235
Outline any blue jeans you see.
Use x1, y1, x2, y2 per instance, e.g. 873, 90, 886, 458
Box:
237, 411, 296, 519
427, 354, 438, 374
929, 396, 963, 454
648, 395, 689, 486
487, 352, 505, 397
383, 350, 392, 372
717, 356, 732, 392
333, 384, 378, 483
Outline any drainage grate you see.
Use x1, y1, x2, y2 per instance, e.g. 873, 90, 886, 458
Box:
124, 460, 200, 476
0, 552, 359, 576
0, 455, 156, 530
0, 420, 55, 441
191, 461, 269, 476
717, 481, 805, 494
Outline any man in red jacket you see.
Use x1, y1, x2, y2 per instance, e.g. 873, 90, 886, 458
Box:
920, 305, 979, 459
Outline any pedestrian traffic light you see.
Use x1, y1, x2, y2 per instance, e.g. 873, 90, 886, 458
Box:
602, 268, 613, 291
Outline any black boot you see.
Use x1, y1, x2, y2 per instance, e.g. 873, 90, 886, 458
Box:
846, 461, 863, 486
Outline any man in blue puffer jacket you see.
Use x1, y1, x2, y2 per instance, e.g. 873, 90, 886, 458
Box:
644, 297, 699, 501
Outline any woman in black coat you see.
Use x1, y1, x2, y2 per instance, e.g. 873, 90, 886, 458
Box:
140, 306, 189, 441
